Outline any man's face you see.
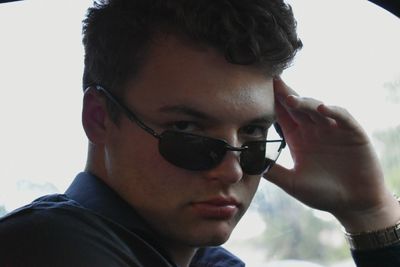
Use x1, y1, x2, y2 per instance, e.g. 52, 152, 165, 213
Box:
103, 36, 275, 248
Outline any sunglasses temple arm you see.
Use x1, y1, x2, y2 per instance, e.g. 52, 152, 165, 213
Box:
279, 139, 286, 150
95, 86, 161, 139
273, 123, 286, 150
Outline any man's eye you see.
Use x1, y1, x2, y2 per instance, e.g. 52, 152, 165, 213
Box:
241, 125, 268, 138
169, 121, 198, 132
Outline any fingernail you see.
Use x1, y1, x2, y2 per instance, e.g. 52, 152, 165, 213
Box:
285, 95, 298, 107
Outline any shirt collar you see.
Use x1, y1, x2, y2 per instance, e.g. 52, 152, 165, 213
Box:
65, 172, 175, 264
65, 172, 150, 234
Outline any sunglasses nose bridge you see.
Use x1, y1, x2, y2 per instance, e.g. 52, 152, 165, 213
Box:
222, 144, 248, 165
224, 144, 248, 152
216, 144, 246, 167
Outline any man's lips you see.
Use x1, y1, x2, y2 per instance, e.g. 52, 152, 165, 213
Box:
191, 197, 240, 220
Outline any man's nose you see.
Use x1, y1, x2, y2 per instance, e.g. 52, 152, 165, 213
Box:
203, 150, 244, 184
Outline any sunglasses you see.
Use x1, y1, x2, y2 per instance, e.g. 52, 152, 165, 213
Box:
95, 86, 286, 175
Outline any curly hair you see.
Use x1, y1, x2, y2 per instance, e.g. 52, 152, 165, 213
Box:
82, 0, 302, 93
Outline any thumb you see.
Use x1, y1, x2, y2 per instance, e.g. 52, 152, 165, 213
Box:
263, 163, 294, 193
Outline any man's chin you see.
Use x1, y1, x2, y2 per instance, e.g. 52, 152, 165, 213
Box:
206, 235, 231, 246
157, 217, 241, 248
188, 223, 235, 246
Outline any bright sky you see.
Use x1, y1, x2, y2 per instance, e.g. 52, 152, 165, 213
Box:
0, 0, 92, 210
0, 1, 399, 266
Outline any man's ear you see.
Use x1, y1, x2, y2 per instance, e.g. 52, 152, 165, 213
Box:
82, 87, 108, 145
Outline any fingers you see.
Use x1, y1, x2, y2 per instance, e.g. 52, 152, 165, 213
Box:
263, 163, 294, 194
317, 104, 359, 129
274, 78, 367, 142
275, 98, 298, 134
286, 95, 337, 127
274, 76, 299, 97
274, 78, 337, 128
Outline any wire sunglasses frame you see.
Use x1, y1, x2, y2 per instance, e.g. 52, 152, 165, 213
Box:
93, 85, 286, 175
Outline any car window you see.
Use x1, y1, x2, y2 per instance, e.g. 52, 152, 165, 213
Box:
0, 1, 399, 266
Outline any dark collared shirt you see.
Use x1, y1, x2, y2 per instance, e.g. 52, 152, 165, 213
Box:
2, 173, 400, 266
0, 172, 244, 267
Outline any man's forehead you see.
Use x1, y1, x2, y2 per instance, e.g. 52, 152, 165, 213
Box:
123, 34, 275, 121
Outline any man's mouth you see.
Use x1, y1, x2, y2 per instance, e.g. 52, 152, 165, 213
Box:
191, 197, 240, 220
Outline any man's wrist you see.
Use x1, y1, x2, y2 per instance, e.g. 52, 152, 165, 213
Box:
337, 193, 400, 233
344, 219, 400, 250
341, 195, 400, 251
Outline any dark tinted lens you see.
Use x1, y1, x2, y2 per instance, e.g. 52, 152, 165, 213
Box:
159, 131, 227, 171
240, 141, 275, 175
240, 141, 267, 175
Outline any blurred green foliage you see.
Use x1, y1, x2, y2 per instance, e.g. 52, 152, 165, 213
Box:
377, 79, 400, 193
374, 126, 400, 193
254, 186, 351, 265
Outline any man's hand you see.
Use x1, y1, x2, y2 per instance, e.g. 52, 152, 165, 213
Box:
265, 77, 400, 233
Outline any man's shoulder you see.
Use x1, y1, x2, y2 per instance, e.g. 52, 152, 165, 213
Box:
0, 194, 180, 267
1, 193, 81, 226
0, 194, 136, 266
0, 193, 96, 235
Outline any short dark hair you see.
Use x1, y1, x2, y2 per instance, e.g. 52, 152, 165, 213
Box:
82, 0, 302, 94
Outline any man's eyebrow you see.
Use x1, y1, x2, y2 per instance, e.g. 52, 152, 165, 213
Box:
158, 104, 276, 124
157, 105, 214, 120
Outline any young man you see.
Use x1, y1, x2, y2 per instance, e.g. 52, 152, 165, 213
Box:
1, 0, 400, 266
